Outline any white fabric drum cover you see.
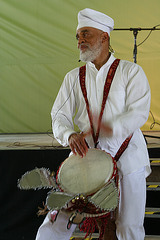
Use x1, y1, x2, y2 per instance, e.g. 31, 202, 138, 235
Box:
57, 149, 114, 195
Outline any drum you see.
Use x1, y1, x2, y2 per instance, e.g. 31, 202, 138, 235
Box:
57, 148, 115, 195
47, 149, 119, 218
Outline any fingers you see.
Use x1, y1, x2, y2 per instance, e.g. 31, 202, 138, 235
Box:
68, 133, 89, 158
68, 120, 113, 158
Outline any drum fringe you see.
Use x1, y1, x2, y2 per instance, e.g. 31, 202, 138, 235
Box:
37, 202, 49, 216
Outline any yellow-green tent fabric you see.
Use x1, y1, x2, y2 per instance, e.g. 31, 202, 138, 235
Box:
0, 0, 160, 133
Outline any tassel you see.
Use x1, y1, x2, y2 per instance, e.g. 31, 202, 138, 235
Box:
79, 213, 111, 240
79, 217, 97, 239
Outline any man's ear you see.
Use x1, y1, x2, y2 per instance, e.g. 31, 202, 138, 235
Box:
101, 32, 109, 43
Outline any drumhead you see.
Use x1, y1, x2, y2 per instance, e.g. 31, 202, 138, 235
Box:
57, 149, 113, 195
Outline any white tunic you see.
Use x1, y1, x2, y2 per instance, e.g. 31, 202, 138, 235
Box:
51, 54, 151, 177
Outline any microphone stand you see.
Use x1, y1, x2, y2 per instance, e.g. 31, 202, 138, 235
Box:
114, 27, 160, 63
133, 29, 138, 63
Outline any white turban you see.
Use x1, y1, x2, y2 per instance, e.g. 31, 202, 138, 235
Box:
77, 8, 114, 36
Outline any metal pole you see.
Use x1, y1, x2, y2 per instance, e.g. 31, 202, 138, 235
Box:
113, 27, 160, 63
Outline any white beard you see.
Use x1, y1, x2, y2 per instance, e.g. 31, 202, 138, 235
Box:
79, 41, 102, 62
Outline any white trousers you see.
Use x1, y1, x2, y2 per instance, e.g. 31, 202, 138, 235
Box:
116, 167, 146, 240
35, 167, 146, 240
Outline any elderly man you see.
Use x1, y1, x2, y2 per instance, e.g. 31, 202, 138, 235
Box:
36, 8, 151, 240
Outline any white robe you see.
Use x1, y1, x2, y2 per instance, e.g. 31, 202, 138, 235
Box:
36, 55, 151, 240
51, 54, 151, 177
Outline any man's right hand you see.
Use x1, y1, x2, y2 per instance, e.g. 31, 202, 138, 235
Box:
68, 132, 89, 158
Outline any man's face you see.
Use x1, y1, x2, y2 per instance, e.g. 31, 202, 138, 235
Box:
76, 27, 103, 62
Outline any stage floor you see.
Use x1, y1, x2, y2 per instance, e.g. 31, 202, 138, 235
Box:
0, 131, 160, 150
0, 132, 61, 150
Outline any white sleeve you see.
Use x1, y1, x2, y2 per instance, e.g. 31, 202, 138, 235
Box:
51, 72, 78, 146
111, 64, 151, 139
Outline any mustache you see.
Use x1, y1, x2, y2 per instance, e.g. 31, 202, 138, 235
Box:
80, 43, 89, 47
79, 43, 90, 49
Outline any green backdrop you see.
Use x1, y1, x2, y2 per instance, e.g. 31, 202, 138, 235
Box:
0, 0, 160, 133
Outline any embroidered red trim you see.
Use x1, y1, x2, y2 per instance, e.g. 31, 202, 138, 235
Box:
114, 135, 132, 161
79, 59, 120, 147
79, 60, 132, 162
